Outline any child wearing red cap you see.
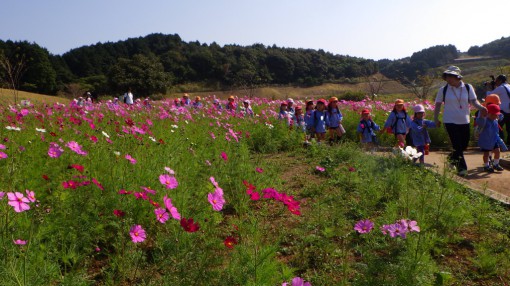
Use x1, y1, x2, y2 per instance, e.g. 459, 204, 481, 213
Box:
312, 99, 327, 142
476, 104, 506, 172
326, 97, 345, 144
357, 109, 380, 149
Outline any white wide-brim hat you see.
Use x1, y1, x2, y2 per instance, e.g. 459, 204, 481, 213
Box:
443, 65, 462, 78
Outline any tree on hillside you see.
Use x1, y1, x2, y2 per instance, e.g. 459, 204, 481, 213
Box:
402, 74, 438, 100
0, 50, 27, 104
108, 54, 171, 97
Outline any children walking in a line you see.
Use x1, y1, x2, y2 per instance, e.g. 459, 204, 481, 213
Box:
410, 104, 436, 164
325, 97, 346, 144
357, 109, 380, 150
476, 104, 505, 172
384, 99, 412, 148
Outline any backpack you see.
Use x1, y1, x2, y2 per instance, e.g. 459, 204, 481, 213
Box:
391, 110, 407, 132
361, 119, 378, 144
442, 83, 471, 102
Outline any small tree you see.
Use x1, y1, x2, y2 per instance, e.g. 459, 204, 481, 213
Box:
363, 72, 387, 100
0, 51, 26, 104
402, 74, 438, 100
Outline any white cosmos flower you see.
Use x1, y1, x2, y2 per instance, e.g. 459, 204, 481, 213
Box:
35, 128, 47, 133
113, 151, 121, 156
400, 146, 423, 160
171, 125, 178, 129
6, 126, 21, 131
149, 136, 156, 142
102, 131, 110, 138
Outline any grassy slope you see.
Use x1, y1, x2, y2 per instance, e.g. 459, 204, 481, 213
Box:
0, 88, 70, 105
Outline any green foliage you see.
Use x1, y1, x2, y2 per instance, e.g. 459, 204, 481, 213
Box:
108, 53, 171, 96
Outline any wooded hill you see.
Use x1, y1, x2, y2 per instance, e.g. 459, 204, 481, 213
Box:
0, 33, 508, 97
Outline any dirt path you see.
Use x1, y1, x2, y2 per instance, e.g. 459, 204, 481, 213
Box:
425, 148, 510, 204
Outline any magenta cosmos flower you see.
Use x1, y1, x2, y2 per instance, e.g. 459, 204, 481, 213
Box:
13, 239, 27, 245
159, 174, 178, 189
208, 189, 225, 211
154, 208, 169, 223
125, 154, 137, 164
354, 219, 374, 234
129, 225, 146, 243
221, 151, 228, 161
7, 192, 31, 212
163, 195, 181, 220
66, 141, 87, 156
315, 166, 325, 172
282, 276, 312, 286
48, 142, 64, 158
0, 151, 7, 159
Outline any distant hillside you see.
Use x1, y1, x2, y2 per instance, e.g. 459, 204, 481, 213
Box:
468, 36, 510, 57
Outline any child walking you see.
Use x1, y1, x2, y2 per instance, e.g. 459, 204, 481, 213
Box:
476, 104, 505, 172
384, 99, 412, 148
312, 99, 327, 142
325, 97, 346, 144
357, 109, 380, 150
304, 100, 315, 142
410, 104, 436, 164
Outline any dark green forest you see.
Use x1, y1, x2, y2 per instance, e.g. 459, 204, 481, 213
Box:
0, 32, 502, 97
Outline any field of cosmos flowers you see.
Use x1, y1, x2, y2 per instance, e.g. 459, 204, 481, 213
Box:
1, 95, 510, 285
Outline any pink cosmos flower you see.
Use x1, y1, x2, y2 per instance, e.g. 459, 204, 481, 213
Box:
154, 208, 169, 223
316, 166, 325, 172
0, 192, 4, 199
125, 154, 137, 164
13, 239, 27, 245
282, 276, 312, 286
255, 167, 264, 173
209, 132, 216, 140
354, 219, 374, 234
25, 190, 36, 203
129, 225, 146, 243
48, 142, 64, 158
221, 151, 228, 161
66, 141, 87, 156
205, 160, 212, 166
0, 151, 7, 159
164, 167, 175, 175
208, 189, 225, 211
7, 192, 30, 212
159, 174, 178, 189
0, 144, 6, 149
163, 195, 181, 220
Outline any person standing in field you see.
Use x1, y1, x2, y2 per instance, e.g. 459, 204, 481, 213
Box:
123, 88, 134, 105
357, 109, 380, 150
491, 74, 510, 146
433, 66, 486, 176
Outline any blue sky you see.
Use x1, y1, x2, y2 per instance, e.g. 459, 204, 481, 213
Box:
1, 0, 509, 60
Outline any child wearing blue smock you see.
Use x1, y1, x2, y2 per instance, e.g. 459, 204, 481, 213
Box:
357, 109, 380, 149
410, 104, 436, 164
312, 99, 327, 142
325, 97, 346, 144
384, 99, 412, 147
476, 104, 506, 172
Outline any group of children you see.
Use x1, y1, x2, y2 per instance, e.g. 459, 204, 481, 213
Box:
280, 96, 506, 171
279, 97, 346, 143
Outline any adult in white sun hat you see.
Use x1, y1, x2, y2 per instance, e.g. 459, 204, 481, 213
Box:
434, 65, 486, 176
286, 98, 295, 116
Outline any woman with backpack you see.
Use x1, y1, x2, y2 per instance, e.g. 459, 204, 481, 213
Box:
433, 66, 487, 176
